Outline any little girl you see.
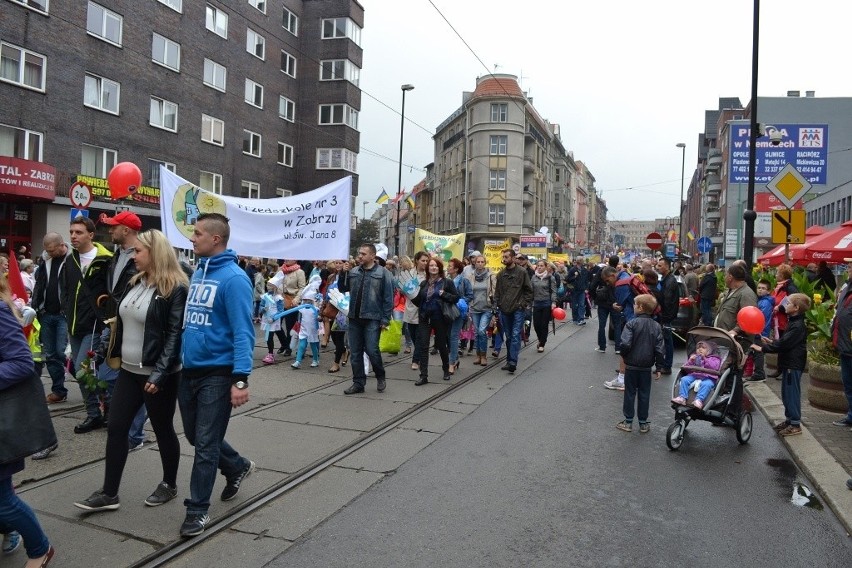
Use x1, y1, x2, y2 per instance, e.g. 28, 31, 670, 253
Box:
259, 282, 286, 364
671, 340, 723, 409
292, 290, 322, 369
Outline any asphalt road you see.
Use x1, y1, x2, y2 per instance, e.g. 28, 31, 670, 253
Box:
269, 327, 852, 568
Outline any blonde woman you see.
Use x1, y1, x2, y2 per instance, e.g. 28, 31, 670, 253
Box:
75, 230, 189, 512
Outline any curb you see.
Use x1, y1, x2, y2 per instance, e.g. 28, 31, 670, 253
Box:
745, 381, 852, 537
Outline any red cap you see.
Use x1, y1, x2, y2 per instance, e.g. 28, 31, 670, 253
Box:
100, 211, 142, 231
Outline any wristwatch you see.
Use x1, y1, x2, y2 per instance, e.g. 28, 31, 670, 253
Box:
233, 381, 248, 390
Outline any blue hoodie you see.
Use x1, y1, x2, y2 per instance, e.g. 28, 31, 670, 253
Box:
182, 249, 254, 377
757, 293, 775, 338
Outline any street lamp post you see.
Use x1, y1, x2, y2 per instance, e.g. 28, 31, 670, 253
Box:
676, 142, 686, 256
394, 84, 414, 257
743, 0, 760, 267
362, 200, 368, 221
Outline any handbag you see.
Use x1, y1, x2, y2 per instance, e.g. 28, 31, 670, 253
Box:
0, 371, 58, 464
320, 302, 339, 319
441, 300, 460, 323
379, 320, 403, 354
104, 317, 121, 369
284, 293, 296, 309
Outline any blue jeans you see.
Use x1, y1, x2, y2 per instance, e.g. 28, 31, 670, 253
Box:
295, 338, 320, 364
0, 476, 50, 559
500, 310, 525, 366
678, 375, 715, 402
700, 298, 714, 326
178, 374, 248, 515
661, 325, 673, 370
623, 368, 652, 423
571, 289, 585, 323
449, 316, 464, 364
128, 405, 148, 446
781, 369, 803, 426
70, 333, 103, 418
841, 355, 852, 423
348, 318, 385, 387
471, 311, 491, 354
39, 312, 67, 397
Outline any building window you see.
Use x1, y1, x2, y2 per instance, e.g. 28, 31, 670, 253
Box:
152, 33, 180, 71
318, 104, 358, 129
205, 5, 228, 38
147, 159, 175, 188
248, 0, 265, 14
86, 2, 122, 46
282, 7, 298, 35
280, 50, 296, 77
489, 169, 506, 190
277, 142, 293, 167
244, 79, 263, 108
488, 204, 506, 225
316, 148, 357, 173
319, 59, 359, 85
83, 73, 119, 114
0, 123, 43, 161
276, 188, 292, 197
241, 180, 260, 199
203, 59, 226, 91
489, 135, 507, 156
243, 129, 261, 157
246, 28, 265, 60
555, 168, 560, 182
201, 114, 224, 146
157, 0, 181, 12
80, 144, 116, 177
0, 43, 46, 92
321, 17, 361, 46
490, 103, 508, 122
10, 0, 49, 14
279, 96, 295, 122
199, 170, 222, 194
149, 97, 177, 132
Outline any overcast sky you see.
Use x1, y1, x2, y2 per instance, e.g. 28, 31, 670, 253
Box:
355, 0, 852, 224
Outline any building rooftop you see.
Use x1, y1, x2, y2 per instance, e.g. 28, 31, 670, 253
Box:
471, 74, 525, 100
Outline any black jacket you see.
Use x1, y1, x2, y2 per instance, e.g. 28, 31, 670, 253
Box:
763, 313, 807, 370
494, 264, 533, 313
61, 244, 112, 336
698, 272, 717, 301
658, 272, 680, 324
833, 284, 852, 356
412, 277, 459, 318
31, 250, 70, 314
107, 283, 188, 386
620, 314, 665, 371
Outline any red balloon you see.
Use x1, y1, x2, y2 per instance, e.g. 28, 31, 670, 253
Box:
107, 162, 142, 199
736, 306, 766, 335
552, 307, 567, 321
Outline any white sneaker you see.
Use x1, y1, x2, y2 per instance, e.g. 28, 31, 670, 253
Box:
604, 378, 625, 391
310, 360, 319, 367
594, 347, 605, 353
291, 361, 301, 369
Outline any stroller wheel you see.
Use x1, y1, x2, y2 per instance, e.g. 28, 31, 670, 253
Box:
735, 412, 753, 445
666, 421, 686, 451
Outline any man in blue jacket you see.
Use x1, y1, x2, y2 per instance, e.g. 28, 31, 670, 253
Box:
178, 213, 255, 537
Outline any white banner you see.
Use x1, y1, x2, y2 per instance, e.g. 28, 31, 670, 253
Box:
159, 167, 351, 259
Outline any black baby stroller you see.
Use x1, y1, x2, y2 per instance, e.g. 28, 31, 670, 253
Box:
665, 326, 753, 451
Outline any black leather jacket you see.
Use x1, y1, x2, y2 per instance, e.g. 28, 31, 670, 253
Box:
659, 272, 680, 324
107, 284, 188, 386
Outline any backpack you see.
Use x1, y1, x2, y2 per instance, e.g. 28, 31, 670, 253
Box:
615, 275, 662, 316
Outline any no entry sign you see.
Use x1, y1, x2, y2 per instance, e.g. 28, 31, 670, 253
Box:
645, 232, 663, 250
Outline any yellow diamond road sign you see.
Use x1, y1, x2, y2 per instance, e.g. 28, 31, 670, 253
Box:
765, 163, 812, 209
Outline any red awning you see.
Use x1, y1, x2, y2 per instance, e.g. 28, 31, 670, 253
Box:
0, 156, 56, 200
797, 221, 852, 264
757, 225, 825, 266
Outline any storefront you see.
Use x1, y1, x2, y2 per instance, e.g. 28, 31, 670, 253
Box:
0, 156, 56, 256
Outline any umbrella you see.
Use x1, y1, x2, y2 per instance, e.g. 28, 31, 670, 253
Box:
799, 221, 852, 264
757, 225, 825, 266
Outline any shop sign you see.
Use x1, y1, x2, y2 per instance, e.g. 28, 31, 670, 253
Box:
0, 156, 56, 200
75, 174, 160, 206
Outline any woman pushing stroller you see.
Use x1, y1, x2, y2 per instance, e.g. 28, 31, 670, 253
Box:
671, 340, 723, 409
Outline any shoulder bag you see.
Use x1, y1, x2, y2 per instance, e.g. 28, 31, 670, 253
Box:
0, 372, 58, 464
440, 280, 461, 322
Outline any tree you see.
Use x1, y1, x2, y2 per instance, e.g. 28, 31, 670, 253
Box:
351, 219, 379, 258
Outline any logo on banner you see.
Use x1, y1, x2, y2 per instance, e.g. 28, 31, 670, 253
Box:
172, 184, 227, 238
799, 128, 824, 148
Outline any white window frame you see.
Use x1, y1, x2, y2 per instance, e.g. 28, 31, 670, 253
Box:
149, 97, 178, 132
83, 73, 120, 115
246, 28, 265, 60
277, 142, 293, 167
316, 148, 357, 173
321, 17, 361, 46
280, 49, 296, 78
199, 170, 222, 194
147, 159, 175, 188
489, 169, 506, 190
152, 33, 180, 72
205, 5, 228, 38
276, 188, 292, 197
9, 0, 49, 14
203, 58, 226, 92
318, 103, 358, 130
488, 204, 506, 225
319, 59, 360, 85
489, 135, 507, 156
249, 0, 266, 14
80, 143, 117, 178
0, 42, 46, 92
0, 123, 43, 161
244, 79, 263, 109
241, 180, 260, 199
157, 0, 181, 13
490, 103, 508, 122
201, 114, 224, 146
282, 7, 298, 36
279, 96, 295, 122
242, 129, 262, 158
86, 2, 123, 46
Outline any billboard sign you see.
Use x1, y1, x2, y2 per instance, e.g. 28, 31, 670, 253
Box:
729, 123, 828, 185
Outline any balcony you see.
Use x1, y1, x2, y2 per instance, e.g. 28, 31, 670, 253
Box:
522, 188, 534, 204
709, 233, 723, 245
523, 155, 535, 172
706, 182, 722, 194
707, 148, 723, 167
706, 209, 720, 220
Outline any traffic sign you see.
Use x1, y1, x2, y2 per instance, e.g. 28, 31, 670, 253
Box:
771, 209, 806, 244
69, 181, 92, 209
696, 236, 713, 254
70, 208, 90, 221
664, 242, 676, 258
765, 164, 812, 210
645, 232, 663, 250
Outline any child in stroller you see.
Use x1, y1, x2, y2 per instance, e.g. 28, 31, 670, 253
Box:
671, 340, 722, 409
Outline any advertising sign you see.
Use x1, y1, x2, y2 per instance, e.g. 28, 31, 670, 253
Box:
0, 156, 56, 200
725, 228, 739, 258
729, 123, 828, 184
483, 240, 511, 273
519, 235, 547, 258
75, 174, 160, 206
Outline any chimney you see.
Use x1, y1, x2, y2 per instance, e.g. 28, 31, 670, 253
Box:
786, 90, 800, 97
805, 91, 815, 98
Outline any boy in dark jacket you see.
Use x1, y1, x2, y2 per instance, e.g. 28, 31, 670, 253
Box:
617, 294, 665, 433
752, 293, 810, 437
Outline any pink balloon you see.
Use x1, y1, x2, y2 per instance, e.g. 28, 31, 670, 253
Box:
107, 162, 142, 199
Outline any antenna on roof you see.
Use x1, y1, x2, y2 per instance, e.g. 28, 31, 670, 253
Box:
493, 63, 501, 72
519, 69, 530, 90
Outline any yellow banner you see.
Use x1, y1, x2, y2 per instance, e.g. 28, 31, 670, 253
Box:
413, 229, 466, 263
586, 254, 602, 265
548, 253, 569, 265
483, 240, 511, 273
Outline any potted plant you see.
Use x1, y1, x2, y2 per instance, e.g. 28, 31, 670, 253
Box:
804, 286, 848, 413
